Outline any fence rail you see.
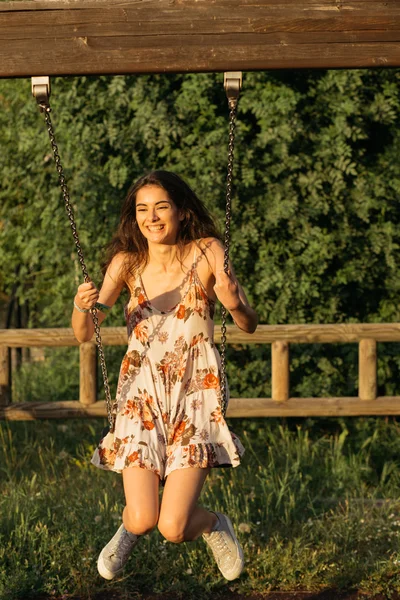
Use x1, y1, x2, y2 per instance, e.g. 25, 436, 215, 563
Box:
0, 323, 399, 420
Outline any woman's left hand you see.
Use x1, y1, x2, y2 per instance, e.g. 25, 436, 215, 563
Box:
213, 269, 242, 312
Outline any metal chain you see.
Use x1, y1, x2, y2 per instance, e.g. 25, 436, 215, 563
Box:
34, 76, 239, 426
40, 105, 115, 433
220, 97, 238, 417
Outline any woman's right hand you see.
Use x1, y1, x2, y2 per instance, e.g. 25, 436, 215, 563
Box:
74, 281, 99, 311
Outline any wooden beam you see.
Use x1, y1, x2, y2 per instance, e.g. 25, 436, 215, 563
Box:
2, 396, 400, 420
1, 0, 400, 77
2, 323, 400, 348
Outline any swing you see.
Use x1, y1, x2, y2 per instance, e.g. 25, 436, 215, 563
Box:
31, 73, 242, 434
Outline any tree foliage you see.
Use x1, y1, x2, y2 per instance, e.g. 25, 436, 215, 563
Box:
1, 69, 399, 399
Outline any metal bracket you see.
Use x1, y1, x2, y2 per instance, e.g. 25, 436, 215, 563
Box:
31, 76, 51, 112
224, 71, 242, 100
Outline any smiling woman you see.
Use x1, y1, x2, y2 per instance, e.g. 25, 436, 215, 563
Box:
71, 169, 258, 583
135, 186, 183, 245
101, 171, 222, 286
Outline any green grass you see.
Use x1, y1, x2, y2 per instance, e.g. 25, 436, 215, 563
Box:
1, 417, 400, 600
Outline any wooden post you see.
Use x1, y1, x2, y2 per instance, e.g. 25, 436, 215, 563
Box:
272, 341, 289, 402
359, 339, 377, 401
11, 347, 17, 373
0, 346, 10, 406
79, 342, 97, 406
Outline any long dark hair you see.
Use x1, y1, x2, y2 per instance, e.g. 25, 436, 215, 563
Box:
102, 170, 221, 288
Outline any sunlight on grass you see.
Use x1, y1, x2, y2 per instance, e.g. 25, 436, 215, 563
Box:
1, 418, 400, 599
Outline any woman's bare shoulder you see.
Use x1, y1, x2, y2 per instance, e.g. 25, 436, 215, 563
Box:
196, 237, 223, 254
106, 252, 130, 286
196, 237, 224, 270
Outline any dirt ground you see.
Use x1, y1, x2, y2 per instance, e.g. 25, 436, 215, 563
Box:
43, 590, 399, 600
93, 594, 396, 600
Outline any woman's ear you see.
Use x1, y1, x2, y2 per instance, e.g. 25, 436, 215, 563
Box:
179, 210, 186, 222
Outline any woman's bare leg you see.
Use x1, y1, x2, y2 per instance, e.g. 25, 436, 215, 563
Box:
157, 467, 218, 543
122, 467, 160, 535
98, 467, 159, 580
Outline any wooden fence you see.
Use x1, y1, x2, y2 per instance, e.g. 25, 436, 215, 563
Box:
0, 323, 400, 421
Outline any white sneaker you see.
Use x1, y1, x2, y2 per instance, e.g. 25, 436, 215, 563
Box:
97, 523, 140, 580
202, 511, 244, 581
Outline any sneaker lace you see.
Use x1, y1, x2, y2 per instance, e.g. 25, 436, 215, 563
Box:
109, 530, 135, 559
206, 531, 231, 562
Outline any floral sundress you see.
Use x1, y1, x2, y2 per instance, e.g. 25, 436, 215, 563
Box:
91, 243, 244, 480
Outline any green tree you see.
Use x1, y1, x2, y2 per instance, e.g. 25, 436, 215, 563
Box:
1, 69, 399, 399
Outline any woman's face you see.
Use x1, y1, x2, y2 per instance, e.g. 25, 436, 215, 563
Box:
135, 185, 184, 245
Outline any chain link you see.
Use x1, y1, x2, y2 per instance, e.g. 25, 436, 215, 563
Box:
41, 105, 115, 433
220, 98, 238, 417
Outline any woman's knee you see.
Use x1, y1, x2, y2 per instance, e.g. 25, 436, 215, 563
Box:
123, 505, 158, 536
157, 515, 192, 543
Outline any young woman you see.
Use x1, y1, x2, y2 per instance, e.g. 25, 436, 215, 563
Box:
72, 171, 258, 582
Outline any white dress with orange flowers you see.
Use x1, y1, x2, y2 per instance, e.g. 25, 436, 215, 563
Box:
91, 244, 244, 480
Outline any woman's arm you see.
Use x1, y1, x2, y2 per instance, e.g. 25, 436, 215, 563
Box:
72, 253, 126, 343
204, 238, 258, 334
